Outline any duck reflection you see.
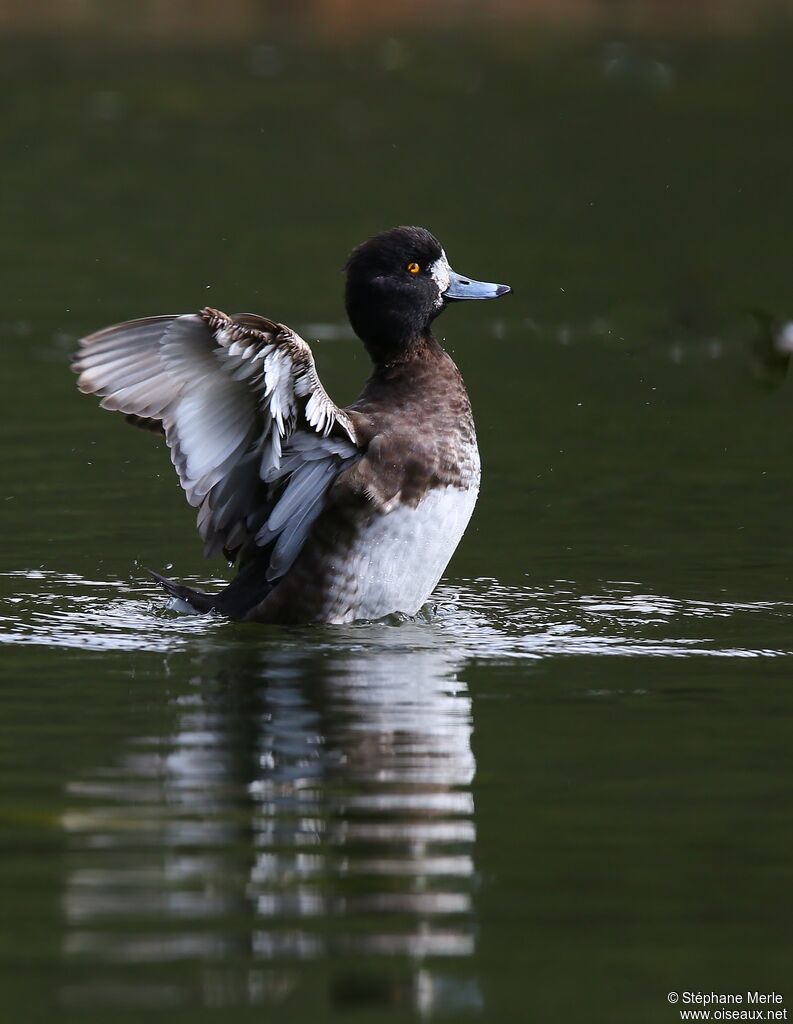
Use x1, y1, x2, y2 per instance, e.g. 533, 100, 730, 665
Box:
60, 625, 481, 1014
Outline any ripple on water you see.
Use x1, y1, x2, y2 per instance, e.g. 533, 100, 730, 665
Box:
3, 568, 787, 1013
56, 619, 482, 1012
0, 570, 790, 659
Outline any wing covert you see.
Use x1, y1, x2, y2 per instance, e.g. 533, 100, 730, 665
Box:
73, 307, 360, 576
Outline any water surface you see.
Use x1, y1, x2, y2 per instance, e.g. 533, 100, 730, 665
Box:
2, 14, 793, 1022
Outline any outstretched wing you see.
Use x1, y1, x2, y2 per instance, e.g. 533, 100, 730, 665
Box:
73, 307, 361, 576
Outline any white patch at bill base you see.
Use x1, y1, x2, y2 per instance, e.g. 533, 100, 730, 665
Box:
429, 251, 452, 307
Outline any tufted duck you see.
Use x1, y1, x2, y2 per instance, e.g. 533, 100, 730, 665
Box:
73, 226, 511, 623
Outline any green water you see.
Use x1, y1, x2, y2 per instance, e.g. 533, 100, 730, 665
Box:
2, 19, 793, 1022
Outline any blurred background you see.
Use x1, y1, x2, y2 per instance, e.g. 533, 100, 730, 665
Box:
2, 2, 793, 1022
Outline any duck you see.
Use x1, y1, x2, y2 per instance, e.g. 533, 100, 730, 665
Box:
72, 226, 511, 624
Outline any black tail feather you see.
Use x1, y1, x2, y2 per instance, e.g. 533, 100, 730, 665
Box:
147, 570, 220, 614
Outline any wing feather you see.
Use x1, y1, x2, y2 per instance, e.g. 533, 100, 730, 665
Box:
267, 459, 340, 579
73, 306, 360, 577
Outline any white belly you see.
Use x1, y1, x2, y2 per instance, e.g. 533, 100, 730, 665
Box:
324, 484, 479, 624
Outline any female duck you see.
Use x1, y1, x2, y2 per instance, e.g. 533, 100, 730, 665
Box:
73, 226, 511, 623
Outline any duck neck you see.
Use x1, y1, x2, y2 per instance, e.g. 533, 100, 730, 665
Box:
367, 330, 444, 370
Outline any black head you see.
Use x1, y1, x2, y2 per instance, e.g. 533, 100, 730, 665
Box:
344, 225, 511, 363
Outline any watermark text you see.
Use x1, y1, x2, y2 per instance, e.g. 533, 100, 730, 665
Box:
667, 992, 787, 1021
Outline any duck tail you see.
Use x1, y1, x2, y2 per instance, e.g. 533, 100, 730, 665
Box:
147, 570, 220, 614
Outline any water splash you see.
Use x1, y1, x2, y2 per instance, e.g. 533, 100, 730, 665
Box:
0, 570, 789, 659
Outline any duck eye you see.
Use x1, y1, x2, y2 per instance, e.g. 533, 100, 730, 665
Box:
406, 262, 421, 274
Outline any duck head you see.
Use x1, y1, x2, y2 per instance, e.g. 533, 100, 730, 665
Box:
344, 225, 511, 363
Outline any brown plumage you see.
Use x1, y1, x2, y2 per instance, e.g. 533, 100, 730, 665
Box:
73, 226, 510, 624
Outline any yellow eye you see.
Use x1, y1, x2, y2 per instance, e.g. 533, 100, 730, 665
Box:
407, 262, 420, 274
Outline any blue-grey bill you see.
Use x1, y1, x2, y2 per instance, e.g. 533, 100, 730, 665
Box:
444, 269, 512, 301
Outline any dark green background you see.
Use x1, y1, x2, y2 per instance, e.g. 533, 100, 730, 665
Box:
1, 9, 792, 1021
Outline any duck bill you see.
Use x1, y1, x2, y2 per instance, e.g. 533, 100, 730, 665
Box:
443, 269, 512, 302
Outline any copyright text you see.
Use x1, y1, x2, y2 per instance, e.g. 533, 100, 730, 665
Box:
667, 992, 787, 1021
